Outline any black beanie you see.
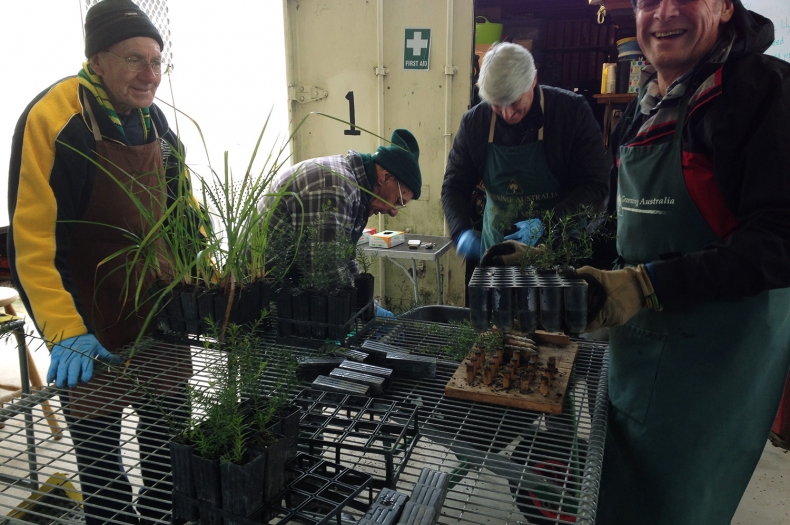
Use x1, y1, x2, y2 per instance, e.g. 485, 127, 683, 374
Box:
372, 129, 422, 200
84, 0, 164, 58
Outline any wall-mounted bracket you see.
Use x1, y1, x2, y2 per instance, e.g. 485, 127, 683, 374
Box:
288, 85, 328, 104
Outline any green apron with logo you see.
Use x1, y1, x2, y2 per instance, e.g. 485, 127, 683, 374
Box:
480, 87, 561, 254
596, 90, 790, 525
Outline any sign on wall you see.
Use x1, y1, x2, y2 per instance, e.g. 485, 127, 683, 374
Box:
403, 28, 431, 70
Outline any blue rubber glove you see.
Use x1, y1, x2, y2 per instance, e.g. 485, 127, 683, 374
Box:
504, 219, 544, 246
47, 334, 121, 388
376, 306, 396, 318
456, 230, 482, 262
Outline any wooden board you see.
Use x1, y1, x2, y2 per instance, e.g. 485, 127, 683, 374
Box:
444, 335, 579, 414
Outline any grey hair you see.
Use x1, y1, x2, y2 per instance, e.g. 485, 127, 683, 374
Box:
478, 43, 537, 106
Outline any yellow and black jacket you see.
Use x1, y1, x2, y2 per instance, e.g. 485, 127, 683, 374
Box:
7, 76, 183, 344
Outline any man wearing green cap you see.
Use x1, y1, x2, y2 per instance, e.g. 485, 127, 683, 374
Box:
8, 1, 191, 523
262, 129, 421, 314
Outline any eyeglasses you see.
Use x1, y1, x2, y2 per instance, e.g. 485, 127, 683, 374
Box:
105, 51, 172, 75
396, 180, 407, 209
635, 0, 698, 10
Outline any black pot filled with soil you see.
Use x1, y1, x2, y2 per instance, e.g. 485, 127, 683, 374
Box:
309, 293, 329, 339
468, 285, 491, 332
275, 287, 294, 336
354, 273, 375, 322
291, 289, 312, 338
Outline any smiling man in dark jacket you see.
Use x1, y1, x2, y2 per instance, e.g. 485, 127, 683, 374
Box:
572, 1, 790, 524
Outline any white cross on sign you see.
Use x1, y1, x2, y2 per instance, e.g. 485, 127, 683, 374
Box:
407, 32, 429, 56
403, 28, 431, 71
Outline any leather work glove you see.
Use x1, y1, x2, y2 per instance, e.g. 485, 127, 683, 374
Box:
47, 334, 121, 389
575, 265, 662, 332
504, 218, 543, 246
481, 240, 544, 267
456, 230, 482, 262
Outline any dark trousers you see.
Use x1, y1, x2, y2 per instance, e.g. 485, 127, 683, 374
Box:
61, 391, 187, 525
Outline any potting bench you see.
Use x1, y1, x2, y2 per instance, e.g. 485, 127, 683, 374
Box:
0, 316, 608, 525
362, 234, 453, 305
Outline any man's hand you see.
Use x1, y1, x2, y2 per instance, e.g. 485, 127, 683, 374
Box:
576, 265, 661, 331
481, 240, 544, 267
47, 334, 121, 388
456, 230, 482, 262
504, 219, 543, 246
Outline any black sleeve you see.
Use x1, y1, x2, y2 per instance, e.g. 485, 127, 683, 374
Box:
651, 56, 790, 305
552, 94, 610, 215
441, 109, 487, 242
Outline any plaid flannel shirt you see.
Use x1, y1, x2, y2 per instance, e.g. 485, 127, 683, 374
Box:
263, 151, 372, 288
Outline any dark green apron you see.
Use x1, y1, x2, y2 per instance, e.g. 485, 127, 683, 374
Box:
480, 87, 561, 254
597, 90, 790, 525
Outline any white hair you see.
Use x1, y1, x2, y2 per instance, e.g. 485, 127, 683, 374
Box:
478, 43, 537, 106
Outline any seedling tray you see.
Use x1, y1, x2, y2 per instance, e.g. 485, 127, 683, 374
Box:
276, 300, 376, 348
261, 453, 374, 524
171, 453, 373, 525
293, 390, 420, 489
468, 266, 588, 334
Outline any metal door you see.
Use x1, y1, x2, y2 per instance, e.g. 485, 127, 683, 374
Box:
283, 0, 474, 309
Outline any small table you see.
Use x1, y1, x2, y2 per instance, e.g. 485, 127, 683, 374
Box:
362, 234, 453, 305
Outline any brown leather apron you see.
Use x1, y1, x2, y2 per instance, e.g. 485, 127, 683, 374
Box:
65, 99, 191, 418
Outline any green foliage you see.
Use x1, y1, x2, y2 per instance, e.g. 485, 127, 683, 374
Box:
355, 245, 378, 275
297, 201, 355, 293
476, 329, 505, 354
495, 200, 614, 269
64, 109, 404, 350
439, 320, 479, 362
177, 317, 297, 464
418, 320, 504, 363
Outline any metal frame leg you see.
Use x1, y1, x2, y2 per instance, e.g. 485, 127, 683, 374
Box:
16, 329, 38, 490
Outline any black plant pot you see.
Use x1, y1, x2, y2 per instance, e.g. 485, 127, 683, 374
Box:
169, 441, 199, 522
347, 286, 358, 320
258, 281, 272, 313
179, 288, 203, 335
257, 281, 273, 330
198, 289, 217, 333
563, 282, 588, 335
309, 293, 329, 339
468, 286, 491, 332
354, 273, 375, 322
261, 434, 288, 505
215, 284, 262, 327
275, 287, 294, 336
516, 286, 539, 334
163, 289, 187, 333
327, 291, 352, 340
269, 404, 301, 461
191, 454, 222, 525
539, 286, 563, 333
220, 451, 266, 525
291, 290, 312, 338
491, 287, 514, 333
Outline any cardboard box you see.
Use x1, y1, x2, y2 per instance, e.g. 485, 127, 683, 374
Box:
628, 60, 647, 93
370, 230, 405, 249
357, 228, 377, 245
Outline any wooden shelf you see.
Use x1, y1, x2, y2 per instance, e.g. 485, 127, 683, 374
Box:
593, 93, 637, 104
